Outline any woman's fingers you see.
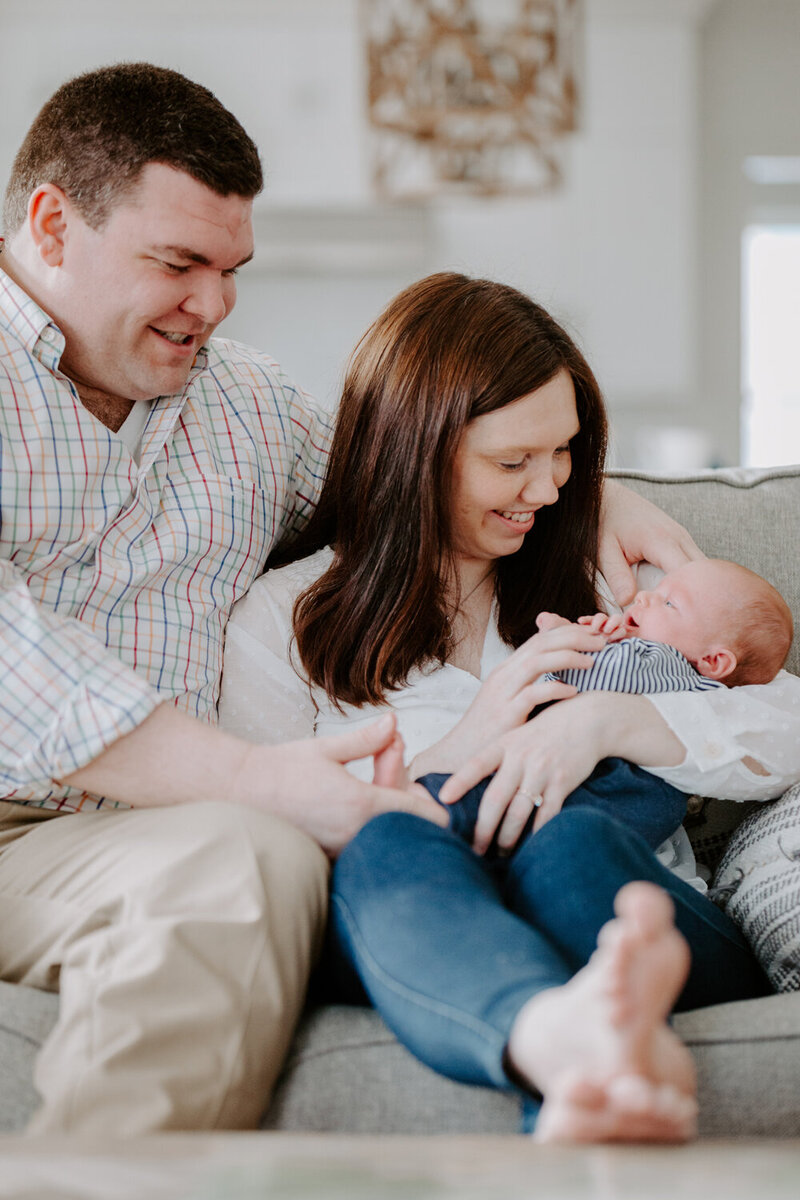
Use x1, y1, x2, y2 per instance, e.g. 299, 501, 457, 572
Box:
494, 785, 543, 851
472, 762, 525, 854
439, 745, 504, 805
489, 630, 605, 697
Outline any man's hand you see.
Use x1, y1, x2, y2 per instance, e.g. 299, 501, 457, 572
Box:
254, 715, 448, 856
63, 704, 447, 859
600, 480, 704, 606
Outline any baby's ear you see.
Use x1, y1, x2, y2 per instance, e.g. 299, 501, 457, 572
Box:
695, 647, 737, 681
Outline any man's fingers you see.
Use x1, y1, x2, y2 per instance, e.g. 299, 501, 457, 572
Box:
599, 537, 638, 606
378, 783, 448, 826
320, 713, 397, 764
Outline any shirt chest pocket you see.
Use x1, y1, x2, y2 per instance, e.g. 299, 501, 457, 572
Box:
116, 474, 275, 601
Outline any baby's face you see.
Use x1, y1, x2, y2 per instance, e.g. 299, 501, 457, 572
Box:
623, 560, 732, 664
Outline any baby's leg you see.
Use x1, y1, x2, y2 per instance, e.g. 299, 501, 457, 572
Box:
561, 759, 687, 851
415, 773, 497, 850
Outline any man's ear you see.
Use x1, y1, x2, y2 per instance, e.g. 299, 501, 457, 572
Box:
695, 647, 737, 681
27, 184, 70, 267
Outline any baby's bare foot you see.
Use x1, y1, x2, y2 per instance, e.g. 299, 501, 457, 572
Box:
508, 882, 697, 1144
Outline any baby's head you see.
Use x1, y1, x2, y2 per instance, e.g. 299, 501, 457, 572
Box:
623, 558, 793, 686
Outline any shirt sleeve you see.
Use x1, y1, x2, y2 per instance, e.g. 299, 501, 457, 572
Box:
218, 560, 320, 746
282, 384, 333, 544
0, 559, 161, 795
645, 670, 800, 800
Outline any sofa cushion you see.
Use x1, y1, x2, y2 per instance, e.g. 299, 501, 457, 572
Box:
0, 979, 57, 1131
260, 994, 800, 1137
713, 782, 800, 992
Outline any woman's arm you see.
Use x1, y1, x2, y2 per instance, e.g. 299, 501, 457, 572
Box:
437, 692, 684, 853
407, 622, 608, 777
439, 673, 800, 853
645, 671, 800, 800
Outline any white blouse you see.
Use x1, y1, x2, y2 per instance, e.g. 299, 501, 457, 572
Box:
218, 548, 800, 890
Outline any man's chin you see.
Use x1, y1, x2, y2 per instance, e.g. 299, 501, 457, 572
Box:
131, 366, 195, 402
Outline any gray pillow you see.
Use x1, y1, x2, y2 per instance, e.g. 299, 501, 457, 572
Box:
712, 784, 800, 992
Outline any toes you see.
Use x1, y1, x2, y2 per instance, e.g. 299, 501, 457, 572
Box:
614, 882, 675, 936
536, 1074, 698, 1145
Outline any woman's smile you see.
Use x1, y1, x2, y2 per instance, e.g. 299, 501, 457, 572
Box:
494, 508, 537, 530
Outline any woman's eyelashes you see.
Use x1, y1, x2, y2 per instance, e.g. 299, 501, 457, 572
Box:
497, 445, 571, 472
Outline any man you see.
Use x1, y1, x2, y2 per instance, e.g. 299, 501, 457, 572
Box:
0, 63, 699, 1136
0, 62, 449, 1136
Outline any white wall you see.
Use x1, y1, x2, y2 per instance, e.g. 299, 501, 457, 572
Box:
0, 0, 721, 463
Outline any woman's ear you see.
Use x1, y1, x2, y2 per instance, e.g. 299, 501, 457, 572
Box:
27, 184, 70, 267
695, 647, 737, 681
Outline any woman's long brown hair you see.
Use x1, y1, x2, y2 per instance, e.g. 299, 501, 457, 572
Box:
288, 273, 608, 708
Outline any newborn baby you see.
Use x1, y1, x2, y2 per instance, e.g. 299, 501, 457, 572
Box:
397, 558, 793, 860
542, 557, 793, 693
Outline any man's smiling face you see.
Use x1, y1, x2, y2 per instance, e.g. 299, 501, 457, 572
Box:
55, 162, 254, 402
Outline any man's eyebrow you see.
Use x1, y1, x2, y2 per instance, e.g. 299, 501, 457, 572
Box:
150, 244, 254, 269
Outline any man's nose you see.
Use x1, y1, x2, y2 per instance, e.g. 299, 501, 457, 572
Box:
183, 273, 230, 325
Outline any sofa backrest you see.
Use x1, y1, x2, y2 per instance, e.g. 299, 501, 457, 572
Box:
611, 467, 800, 678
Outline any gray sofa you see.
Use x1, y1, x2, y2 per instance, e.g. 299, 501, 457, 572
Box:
2, 467, 799, 1137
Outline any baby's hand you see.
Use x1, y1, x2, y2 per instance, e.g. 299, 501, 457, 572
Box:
577, 612, 628, 641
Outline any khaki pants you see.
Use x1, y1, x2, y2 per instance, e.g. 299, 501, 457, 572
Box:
0, 799, 328, 1135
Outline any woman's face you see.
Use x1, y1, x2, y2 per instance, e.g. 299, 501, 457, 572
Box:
449, 368, 579, 570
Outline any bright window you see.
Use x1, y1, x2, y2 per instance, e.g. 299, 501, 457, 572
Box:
741, 224, 800, 466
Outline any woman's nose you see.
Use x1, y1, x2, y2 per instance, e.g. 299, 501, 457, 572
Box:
520, 470, 559, 507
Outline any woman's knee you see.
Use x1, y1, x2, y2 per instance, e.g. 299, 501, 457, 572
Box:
337, 811, 444, 872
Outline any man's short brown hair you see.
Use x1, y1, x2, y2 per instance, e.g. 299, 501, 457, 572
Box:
3, 62, 263, 237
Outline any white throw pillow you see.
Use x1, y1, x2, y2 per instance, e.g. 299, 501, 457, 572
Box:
713, 783, 800, 992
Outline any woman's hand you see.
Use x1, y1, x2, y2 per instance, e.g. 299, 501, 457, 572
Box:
408, 623, 608, 778
437, 692, 686, 855
600, 480, 704, 606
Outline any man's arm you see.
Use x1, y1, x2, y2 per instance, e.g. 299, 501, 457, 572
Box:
62, 703, 447, 856
0, 559, 161, 797
599, 480, 704, 606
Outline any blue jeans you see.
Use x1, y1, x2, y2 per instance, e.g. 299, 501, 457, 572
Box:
330, 805, 771, 1124
419, 757, 687, 855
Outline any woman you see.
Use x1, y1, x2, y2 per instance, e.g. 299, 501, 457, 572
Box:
220, 273, 794, 1142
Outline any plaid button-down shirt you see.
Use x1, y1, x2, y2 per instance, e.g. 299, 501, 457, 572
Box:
0, 268, 331, 810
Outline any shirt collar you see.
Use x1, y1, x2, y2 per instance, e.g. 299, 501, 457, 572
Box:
0, 259, 66, 367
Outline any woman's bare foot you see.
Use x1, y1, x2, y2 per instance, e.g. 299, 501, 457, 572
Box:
507, 881, 698, 1143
